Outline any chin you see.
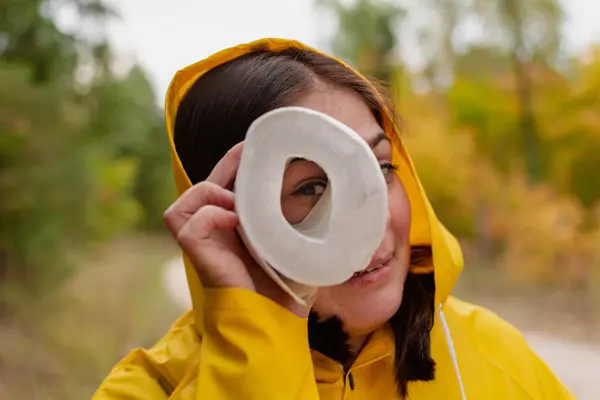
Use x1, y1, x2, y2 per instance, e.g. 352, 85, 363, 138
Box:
316, 259, 408, 336
342, 282, 405, 335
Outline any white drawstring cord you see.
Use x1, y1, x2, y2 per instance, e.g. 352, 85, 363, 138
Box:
438, 304, 467, 400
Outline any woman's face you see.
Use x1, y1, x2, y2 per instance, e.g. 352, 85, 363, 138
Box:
280, 84, 411, 338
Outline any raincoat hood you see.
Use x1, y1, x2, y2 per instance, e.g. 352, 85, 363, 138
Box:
164, 38, 463, 334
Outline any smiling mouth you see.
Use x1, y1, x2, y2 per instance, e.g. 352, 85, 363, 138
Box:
351, 255, 393, 278
351, 264, 383, 277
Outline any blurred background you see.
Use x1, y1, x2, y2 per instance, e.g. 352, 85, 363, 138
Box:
1, 0, 599, 398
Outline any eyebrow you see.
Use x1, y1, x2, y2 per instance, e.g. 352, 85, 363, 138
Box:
368, 132, 389, 149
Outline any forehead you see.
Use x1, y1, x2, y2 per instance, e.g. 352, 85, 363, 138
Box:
292, 85, 382, 141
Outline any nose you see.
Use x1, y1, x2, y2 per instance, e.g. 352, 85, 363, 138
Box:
368, 207, 392, 264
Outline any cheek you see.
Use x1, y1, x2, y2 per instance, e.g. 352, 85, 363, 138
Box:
280, 197, 312, 225
387, 180, 411, 238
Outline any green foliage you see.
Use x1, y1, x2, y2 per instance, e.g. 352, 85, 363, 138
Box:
83, 153, 142, 239
317, 0, 405, 81
0, 65, 84, 291
448, 77, 519, 173
132, 121, 176, 231
0, 0, 173, 300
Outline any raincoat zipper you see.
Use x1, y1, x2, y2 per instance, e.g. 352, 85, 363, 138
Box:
348, 372, 355, 390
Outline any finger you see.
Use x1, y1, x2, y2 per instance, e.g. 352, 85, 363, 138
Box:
206, 142, 244, 188
176, 205, 239, 261
164, 182, 235, 236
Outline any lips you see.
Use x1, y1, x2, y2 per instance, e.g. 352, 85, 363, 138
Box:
352, 254, 393, 278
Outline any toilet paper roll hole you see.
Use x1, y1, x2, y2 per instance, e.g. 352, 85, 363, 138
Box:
281, 156, 333, 241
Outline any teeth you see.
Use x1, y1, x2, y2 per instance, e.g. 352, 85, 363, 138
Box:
367, 263, 383, 272
353, 263, 383, 277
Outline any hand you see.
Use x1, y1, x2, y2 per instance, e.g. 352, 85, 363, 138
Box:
163, 143, 313, 317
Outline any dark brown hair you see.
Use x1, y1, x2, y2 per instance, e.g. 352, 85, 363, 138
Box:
173, 46, 435, 398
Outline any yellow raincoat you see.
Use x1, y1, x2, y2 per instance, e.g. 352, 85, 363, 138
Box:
92, 39, 575, 400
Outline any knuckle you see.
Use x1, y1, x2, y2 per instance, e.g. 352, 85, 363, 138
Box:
200, 204, 220, 219
176, 226, 198, 248
197, 180, 215, 189
197, 181, 218, 196
195, 205, 214, 222
163, 206, 176, 225
175, 206, 215, 246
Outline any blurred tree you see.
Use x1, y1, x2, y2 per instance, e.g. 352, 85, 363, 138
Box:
454, 45, 512, 79
0, 0, 172, 307
85, 65, 175, 230
316, 0, 405, 82
416, 0, 470, 91
0, 0, 115, 83
535, 48, 600, 208
472, 0, 564, 183
0, 65, 86, 294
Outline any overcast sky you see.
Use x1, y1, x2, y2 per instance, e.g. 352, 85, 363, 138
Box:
103, 0, 600, 101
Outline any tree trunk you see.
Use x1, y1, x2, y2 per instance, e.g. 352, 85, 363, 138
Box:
503, 0, 543, 185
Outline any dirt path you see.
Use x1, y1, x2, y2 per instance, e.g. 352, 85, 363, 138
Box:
524, 333, 600, 399
164, 258, 600, 399
164, 258, 193, 309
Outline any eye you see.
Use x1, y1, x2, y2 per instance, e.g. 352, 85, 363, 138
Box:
380, 162, 398, 174
292, 179, 328, 197
380, 162, 398, 183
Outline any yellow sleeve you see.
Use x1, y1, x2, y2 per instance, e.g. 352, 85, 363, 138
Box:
92, 289, 319, 399
91, 349, 171, 399
197, 288, 319, 399
91, 310, 201, 399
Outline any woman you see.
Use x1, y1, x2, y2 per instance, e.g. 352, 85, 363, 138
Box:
93, 38, 574, 399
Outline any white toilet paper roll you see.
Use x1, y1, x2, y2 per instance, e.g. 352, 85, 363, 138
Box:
235, 106, 388, 304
